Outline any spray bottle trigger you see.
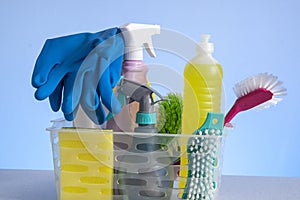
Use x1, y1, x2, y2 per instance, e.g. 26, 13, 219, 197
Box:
144, 42, 156, 57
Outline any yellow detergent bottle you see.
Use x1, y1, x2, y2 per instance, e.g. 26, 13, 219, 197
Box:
182, 34, 223, 134
180, 34, 223, 194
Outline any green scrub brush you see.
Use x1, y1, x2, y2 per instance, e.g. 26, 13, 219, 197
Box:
157, 92, 183, 134
182, 112, 224, 200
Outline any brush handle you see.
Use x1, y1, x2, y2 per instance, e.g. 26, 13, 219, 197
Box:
225, 89, 273, 125
224, 103, 239, 125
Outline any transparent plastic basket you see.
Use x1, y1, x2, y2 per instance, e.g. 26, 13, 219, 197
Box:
47, 119, 226, 200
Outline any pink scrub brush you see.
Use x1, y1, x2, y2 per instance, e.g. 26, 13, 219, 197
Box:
224, 73, 287, 126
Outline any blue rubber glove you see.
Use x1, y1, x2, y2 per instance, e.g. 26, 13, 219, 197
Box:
32, 28, 124, 124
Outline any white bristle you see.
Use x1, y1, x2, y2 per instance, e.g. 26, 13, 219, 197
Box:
272, 97, 283, 103
272, 87, 288, 96
233, 73, 287, 109
254, 99, 275, 110
254, 95, 284, 111
197, 144, 201, 150
263, 74, 278, 89
192, 140, 195, 146
266, 78, 281, 91
202, 186, 206, 191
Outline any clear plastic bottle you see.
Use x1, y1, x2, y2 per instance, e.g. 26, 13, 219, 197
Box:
106, 23, 160, 132
182, 34, 223, 134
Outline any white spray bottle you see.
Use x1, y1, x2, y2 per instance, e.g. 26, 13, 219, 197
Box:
107, 23, 160, 132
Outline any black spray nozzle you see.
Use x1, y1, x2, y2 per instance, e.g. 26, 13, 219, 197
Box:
118, 78, 165, 106
118, 78, 166, 133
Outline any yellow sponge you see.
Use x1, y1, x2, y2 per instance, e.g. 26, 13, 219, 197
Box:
58, 129, 113, 200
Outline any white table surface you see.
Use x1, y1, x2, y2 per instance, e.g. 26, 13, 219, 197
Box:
1, 169, 300, 200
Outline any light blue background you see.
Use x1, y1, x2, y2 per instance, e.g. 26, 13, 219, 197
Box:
1, 0, 299, 177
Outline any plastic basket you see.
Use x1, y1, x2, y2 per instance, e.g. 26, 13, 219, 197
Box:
47, 119, 226, 200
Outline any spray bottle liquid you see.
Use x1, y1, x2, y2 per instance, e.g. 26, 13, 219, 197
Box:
182, 34, 223, 134
107, 23, 160, 132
